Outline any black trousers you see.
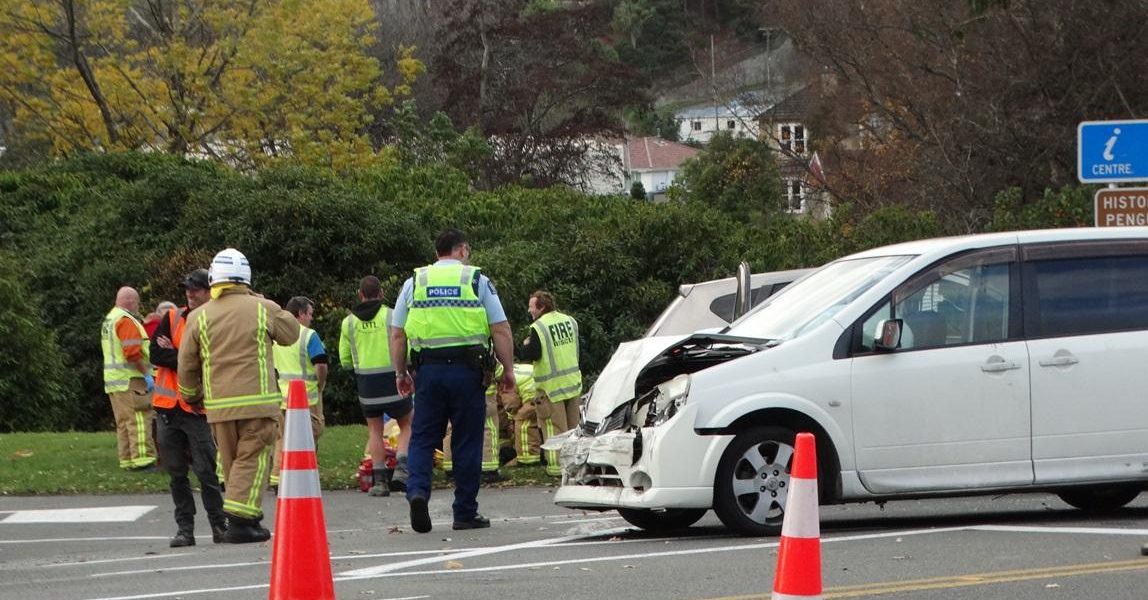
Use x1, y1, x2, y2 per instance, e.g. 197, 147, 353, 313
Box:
156, 408, 226, 532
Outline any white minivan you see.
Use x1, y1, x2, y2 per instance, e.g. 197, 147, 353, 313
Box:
552, 228, 1148, 535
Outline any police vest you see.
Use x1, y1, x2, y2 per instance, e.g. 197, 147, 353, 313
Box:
273, 325, 320, 407
153, 308, 197, 413
530, 311, 582, 402
101, 307, 149, 393
405, 264, 490, 351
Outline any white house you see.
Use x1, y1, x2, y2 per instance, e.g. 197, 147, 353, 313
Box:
622, 136, 698, 201
674, 96, 762, 144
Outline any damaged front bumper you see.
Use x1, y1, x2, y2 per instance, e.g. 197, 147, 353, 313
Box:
550, 399, 718, 511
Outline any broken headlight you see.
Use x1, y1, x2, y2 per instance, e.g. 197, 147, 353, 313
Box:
644, 374, 691, 427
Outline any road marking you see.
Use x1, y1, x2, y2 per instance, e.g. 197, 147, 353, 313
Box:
970, 524, 1148, 536
823, 560, 1148, 598
339, 526, 635, 577
0, 536, 169, 544
1, 506, 155, 524
46, 553, 193, 568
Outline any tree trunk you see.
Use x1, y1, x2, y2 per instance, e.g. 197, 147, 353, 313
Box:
63, 0, 119, 146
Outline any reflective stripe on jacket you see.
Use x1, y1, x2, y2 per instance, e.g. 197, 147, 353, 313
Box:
530, 311, 582, 402
102, 307, 148, 393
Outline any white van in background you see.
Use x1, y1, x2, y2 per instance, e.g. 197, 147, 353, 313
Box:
553, 228, 1148, 535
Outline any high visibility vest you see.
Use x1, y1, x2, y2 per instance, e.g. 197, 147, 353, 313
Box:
273, 325, 320, 407
153, 308, 196, 413
513, 363, 536, 400
530, 311, 582, 402
405, 264, 490, 351
340, 307, 392, 374
101, 307, 149, 393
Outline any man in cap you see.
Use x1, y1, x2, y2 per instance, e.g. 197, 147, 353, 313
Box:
149, 269, 228, 547
178, 249, 299, 543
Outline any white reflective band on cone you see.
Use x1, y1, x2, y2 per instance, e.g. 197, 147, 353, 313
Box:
771, 592, 823, 600
283, 409, 315, 452
779, 478, 819, 539
278, 469, 322, 499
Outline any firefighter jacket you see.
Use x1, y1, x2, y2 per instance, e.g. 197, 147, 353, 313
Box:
177, 286, 300, 423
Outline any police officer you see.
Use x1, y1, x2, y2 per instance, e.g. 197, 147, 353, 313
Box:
389, 229, 515, 534
178, 248, 299, 543
340, 276, 414, 496
520, 290, 582, 476
149, 269, 227, 547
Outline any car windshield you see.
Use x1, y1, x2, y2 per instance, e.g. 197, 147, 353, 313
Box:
727, 255, 914, 341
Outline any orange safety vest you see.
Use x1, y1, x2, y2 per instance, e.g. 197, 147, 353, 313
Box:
153, 308, 199, 414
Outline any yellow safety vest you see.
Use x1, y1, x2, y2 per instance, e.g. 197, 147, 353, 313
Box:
273, 325, 319, 407
340, 307, 392, 374
101, 307, 149, 393
405, 264, 490, 351
530, 311, 582, 402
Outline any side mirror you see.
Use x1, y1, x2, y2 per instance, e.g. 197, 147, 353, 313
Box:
875, 318, 903, 351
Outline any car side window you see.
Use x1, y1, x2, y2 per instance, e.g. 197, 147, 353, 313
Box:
858, 252, 1013, 352
1029, 254, 1148, 337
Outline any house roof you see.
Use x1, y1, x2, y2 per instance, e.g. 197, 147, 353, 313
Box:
624, 137, 699, 171
759, 84, 818, 122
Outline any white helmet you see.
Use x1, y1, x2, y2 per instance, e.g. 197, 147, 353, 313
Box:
209, 248, 252, 286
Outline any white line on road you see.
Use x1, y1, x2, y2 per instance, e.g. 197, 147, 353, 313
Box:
2, 506, 156, 524
339, 526, 635, 577
45, 553, 194, 568
0, 536, 169, 544
969, 524, 1148, 536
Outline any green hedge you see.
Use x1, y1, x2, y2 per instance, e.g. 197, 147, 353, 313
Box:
0, 152, 1091, 432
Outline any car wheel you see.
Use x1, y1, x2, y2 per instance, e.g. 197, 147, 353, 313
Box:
617, 508, 707, 532
1057, 485, 1142, 511
713, 426, 803, 537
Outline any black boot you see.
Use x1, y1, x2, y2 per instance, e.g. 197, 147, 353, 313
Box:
222, 516, 271, 544
210, 521, 228, 544
169, 529, 196, 547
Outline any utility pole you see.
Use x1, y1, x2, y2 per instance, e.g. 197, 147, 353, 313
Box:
711, 33, 718, 139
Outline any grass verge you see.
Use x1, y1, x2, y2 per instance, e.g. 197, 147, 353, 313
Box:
0, 425, 556, 495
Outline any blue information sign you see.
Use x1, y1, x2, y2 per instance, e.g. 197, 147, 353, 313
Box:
1078, 119, 1148, 183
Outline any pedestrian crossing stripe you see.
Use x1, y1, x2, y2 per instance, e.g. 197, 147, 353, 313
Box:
1, 505, 156, 523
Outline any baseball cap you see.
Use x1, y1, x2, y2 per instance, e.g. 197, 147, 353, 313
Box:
181, 268, 210, 290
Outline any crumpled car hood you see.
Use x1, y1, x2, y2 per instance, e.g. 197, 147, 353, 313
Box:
583, 335, 687, 424
583, 333, 770, 426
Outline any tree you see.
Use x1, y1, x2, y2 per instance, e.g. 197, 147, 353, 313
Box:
768, 0, 1148, 229
432, 0, 648, 188
671, 132, 784, 220
0, 0, 421, 169
612, 0, 656, 49
630, 180, 647, 200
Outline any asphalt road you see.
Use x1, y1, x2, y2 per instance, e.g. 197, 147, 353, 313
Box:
2, 486, 1148, 600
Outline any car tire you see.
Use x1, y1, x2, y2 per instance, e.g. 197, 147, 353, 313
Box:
713, 426, 806, 537
617, 508, 707, 532
1056, 485, 1142, 511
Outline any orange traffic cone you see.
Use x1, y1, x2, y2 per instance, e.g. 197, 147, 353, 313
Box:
269, 380, 334, 600
772, 432, 821, 600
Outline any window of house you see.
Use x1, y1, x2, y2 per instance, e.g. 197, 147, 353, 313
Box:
691, 120, 703, 131
727, 120, 736, 130
784, 179, 806, 213
778, 123, 807, 155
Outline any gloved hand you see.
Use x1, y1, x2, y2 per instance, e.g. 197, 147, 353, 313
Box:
143, 372, 155, 394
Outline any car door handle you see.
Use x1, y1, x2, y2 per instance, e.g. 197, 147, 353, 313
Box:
980, 358, 1021, 372
1038, 355, 1079, 367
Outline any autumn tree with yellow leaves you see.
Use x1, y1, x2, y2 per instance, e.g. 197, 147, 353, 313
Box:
0, 0, 423, 169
